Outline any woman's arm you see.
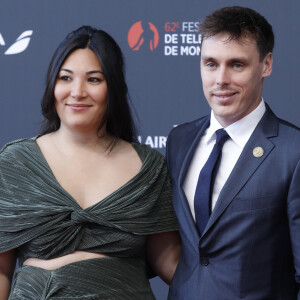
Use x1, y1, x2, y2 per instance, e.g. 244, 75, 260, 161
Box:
0, 250, 16, 300
147, 231, 181, 285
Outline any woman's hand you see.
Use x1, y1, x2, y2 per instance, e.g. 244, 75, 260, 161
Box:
147, 231, 181, 284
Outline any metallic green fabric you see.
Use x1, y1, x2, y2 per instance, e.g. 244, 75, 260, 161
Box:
9, 258, 155, 299
0, 138, 178, 298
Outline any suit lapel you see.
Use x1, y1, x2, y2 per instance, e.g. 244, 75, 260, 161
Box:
203, 106, 279, 236
176, 117, 210, 245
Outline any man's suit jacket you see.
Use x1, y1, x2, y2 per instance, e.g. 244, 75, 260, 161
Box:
166, 105, 300, 299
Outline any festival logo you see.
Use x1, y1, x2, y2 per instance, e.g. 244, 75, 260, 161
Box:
0, 30, 33, 55
128, 21, 201, 56
128, 21, 159, 52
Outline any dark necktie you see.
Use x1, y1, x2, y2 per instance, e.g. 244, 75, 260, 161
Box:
194, 128, 229, 235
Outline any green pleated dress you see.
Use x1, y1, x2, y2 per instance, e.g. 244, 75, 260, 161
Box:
0, 139, 178, 299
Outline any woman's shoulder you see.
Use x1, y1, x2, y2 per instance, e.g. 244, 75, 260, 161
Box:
132, 142, 164, 157
132, 142, 166, 164
0, 137, 37, 159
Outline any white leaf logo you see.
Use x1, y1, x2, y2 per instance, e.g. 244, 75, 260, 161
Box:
0, 33, 5, 46
5, 30, 33, 55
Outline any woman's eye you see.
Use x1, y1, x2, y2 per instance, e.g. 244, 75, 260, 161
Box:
88, 77, 102, 83
59, 75, 71, 81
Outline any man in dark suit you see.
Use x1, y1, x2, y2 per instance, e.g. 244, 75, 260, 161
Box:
167, 6, 300, 299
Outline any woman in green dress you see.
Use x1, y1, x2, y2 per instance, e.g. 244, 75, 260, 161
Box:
0, 26, 180, 299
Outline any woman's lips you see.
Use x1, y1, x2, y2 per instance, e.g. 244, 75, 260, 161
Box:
66, 104, 92, 111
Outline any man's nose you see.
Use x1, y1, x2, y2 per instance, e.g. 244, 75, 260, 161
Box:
216, 67, 230, 86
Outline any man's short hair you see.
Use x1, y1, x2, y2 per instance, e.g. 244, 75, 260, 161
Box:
199, 6, 274, 61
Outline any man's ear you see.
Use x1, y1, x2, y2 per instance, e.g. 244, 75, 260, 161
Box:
262, 52, 273, 78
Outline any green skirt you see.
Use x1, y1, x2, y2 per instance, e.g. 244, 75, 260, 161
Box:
9, 257, 156, 300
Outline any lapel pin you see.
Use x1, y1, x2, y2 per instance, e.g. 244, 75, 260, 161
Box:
253, 146, 264, 158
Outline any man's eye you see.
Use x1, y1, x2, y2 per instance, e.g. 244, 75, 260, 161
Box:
233, 63, 243, 69
205, 62, 216, 69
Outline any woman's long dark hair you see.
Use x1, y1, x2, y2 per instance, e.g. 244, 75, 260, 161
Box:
40, 25, 138, 145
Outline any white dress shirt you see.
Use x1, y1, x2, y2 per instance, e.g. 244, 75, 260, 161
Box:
183, 100, 266, 220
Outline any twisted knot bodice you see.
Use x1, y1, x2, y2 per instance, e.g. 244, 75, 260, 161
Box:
0, 139, 178, 265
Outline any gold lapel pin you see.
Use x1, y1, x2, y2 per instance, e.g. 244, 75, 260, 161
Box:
253, 147, 264, 158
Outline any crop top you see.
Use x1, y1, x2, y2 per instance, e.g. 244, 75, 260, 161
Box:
0, 139, 178, 265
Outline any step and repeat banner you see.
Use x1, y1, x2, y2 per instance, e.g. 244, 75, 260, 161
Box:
0, 0, 299, 298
